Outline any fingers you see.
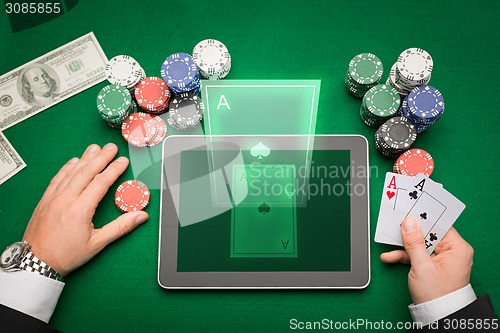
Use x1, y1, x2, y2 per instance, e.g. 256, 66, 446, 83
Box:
401, 217, 432, 266
90, 212, 149, 252
55, 144, 102, 193
65, 143, 119, 196
41, 157, 79, 199
380, 250, 410, 264
80, 156, 129, 209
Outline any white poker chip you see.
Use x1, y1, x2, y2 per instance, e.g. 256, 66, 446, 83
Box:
192, 39, 231, 79
105, 55, 144, 87
396, 48, 433, 84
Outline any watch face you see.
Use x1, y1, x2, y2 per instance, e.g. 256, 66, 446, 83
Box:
1, 243, 23, 268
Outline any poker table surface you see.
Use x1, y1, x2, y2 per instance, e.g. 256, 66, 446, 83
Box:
1, 0, 499, 332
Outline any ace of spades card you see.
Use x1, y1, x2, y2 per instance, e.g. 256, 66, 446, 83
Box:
230, 164, 297, 258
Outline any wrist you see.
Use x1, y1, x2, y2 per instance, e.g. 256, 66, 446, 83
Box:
1, 241, 64, 281
20, 251, 65, 281
26, 241, 68, 277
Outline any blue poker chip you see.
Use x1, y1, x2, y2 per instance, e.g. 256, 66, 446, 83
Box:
160, 52, 201, 93
401, 97, 443, 133
402, 98, 441, 124
169, 75, 201, 95
406, 85, 444, 120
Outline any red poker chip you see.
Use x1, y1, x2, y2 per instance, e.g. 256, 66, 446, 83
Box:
115, 180, 150, 213
147, 116, 168, 147
394, 148, 434, 177
121, 112, 158, 147
134, 77, 171, 112
146, 102, 168, 115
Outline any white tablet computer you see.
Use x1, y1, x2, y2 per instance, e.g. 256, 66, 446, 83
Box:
158, 135, 370, 288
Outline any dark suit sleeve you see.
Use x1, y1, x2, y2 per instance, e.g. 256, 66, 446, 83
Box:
0, 304, 61, 333
410, 294, 499, 332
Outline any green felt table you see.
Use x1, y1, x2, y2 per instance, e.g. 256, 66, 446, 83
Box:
1, 0, 499, 332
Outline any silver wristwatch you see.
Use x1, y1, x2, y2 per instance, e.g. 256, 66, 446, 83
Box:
0, 241, 63, 281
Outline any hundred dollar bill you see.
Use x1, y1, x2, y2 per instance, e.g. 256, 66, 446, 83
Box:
0, 131, 26, 185
0, 32, 108, 130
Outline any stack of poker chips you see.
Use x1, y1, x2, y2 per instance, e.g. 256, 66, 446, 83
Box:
345, 53, 384, 98
386, 48, 433, 97
375, 116, 417, 158
192, 39, 231, 80
96, 84, 136, 129
393, 148, 434, 177
105, 55, 146, 92
167, 92, 204, 131
401, 85, 444, 133
121, 112, 168, 148
160, 52, 201, 95
134, 77, 171, 114
360, 84, 401, 127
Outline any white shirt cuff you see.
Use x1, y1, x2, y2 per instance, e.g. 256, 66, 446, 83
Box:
0, 269, 64, 323
409, 284, 477, 325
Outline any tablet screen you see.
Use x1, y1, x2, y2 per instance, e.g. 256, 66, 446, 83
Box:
176, 148, 351, 272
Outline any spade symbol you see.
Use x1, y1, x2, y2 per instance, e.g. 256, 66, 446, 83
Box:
250, 142, 270, 159
429, 233, 438, 241
258, 202, 270, 215
409, 190, 418, 200
420, 212, 427, 220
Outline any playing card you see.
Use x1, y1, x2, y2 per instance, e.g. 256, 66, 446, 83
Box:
415, 189, 465, 254
382, 174, 442, 244
375, 172, 414, 245
406, 191, 447, 238
230, 164, 297, 258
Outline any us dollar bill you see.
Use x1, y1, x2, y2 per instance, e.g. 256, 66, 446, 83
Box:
0, 32, 108, 130
0, 132, 26, 185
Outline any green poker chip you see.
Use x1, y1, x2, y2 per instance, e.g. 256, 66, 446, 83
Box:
345, 53, 384, 98
363, 84, 400, 117
348, 53, 383, 85
96, 84, 132, 121
359, 84, 401, 128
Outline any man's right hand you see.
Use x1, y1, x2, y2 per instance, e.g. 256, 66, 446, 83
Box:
380, 217, 474, 304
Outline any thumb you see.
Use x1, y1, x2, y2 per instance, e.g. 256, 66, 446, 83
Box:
401, 217, 431, 266
92, 212, 148, 252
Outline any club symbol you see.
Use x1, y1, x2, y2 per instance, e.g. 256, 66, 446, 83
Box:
420, 212, 427, 220
429, 233, 438, 241
250, 142, 271, 159
409, 190, 418, 200
258, 202, 270, 215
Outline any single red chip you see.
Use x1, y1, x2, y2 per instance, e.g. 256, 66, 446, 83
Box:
134, 77, 171, 112
115, 180, 150, 213
121, 112, 157, 147
394, 148, 434, 177
147, 116, 168, 147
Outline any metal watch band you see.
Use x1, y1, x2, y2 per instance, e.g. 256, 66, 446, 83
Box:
19, 251, 64, 281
